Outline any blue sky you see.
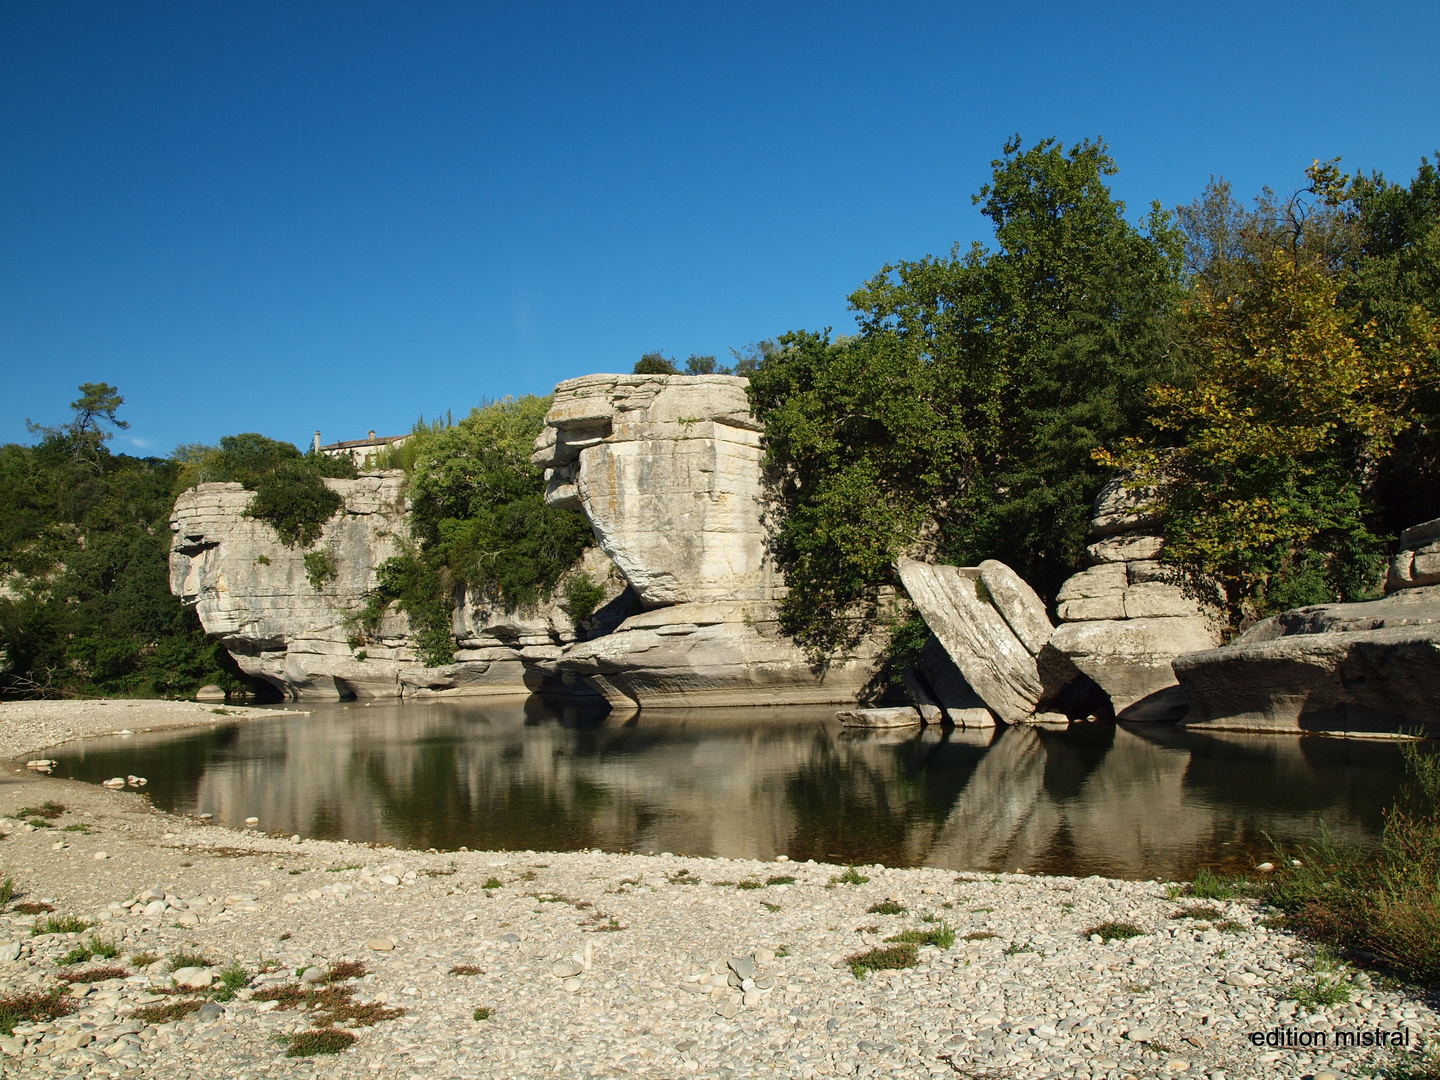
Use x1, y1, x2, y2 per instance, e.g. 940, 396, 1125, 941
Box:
3, 1, 1438, 455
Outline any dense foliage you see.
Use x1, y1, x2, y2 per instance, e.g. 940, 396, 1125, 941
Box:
748, 137, 1185, 647
361, 397, 594, 666
1102, 161, 1440, 624
0, 392, 239, 698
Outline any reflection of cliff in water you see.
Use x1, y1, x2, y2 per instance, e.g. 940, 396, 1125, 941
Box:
49, 702, 1408, 880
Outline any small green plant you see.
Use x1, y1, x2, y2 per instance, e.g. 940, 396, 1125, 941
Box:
866, 900, 906, 915
282, 1027, 357, 1056
668, 870, 699, 885
57, 945, 93, 966
449, 964, 485, 976
766, 875, 796, 886
886, 922, 955, 949
168, 950, 214, 971
25, 819, 52, 829
16, 802, 65, 819
1190, 866, 1251, 900
1289, 944, 1353, 1011
921, 913, 939, 923
58, 965, 127, 984
1003, 940, 1036, 955
304, 549, 338, 590
473, 1006, 491, 1020
0, 878, 14, 906
832, 867, 870, 886
760, 901, 782, 912
134, 999, 203, 1025
962, 931, 998, 941
564, 574, 606, 624
212, 962, 250, 1001
87, 937, 119, 959
775, 945, 790, 958
61, 823, 92, 834
736, 880, 764, 891
31, 914, 92, 936
129, 951, 159, 968
1215, 919, 1246, 934
256, 554, 271, 566
846, 944, 918, 979
0, 988, 77, 1035
1164, 883, 1186, 900
481, 876, 503, 890
1085, 921, 1145, 943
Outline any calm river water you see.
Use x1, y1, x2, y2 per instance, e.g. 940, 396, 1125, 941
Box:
45, 700, 1414, 881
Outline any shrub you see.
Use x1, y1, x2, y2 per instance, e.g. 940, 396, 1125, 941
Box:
766, 875, 796, 886
886, 922, 956, 949
303, 550, 338, 590
247, 461, 343, 547
0, 988, 76, 1035
564, 574, 606, 624
0, 879, 13, 907
832, 867, 870, 885
846, 944, 918, 979
1085, 921, 1145, 943
473, 1006, 491, 1020
31, 914, 91, 936
168, 950, 214, 971
213, 962, 250, 1000
1190, 867, 1254, 900
133, 999, 203, 1025
866, 901, 906, 915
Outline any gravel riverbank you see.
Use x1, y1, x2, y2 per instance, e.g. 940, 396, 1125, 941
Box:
0, 701, 1433, 1080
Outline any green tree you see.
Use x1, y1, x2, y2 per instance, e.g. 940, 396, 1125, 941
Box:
633, 352, 679, 375
749, 137, 1183, 647
26, 382, 130, 465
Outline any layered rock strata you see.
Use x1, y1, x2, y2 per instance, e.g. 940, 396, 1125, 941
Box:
1042, 478, 1221, 720
895, 558, 1054, 724
170, 477, 613, 701
529, 374, 878, 708
1174, 521, 1440, 734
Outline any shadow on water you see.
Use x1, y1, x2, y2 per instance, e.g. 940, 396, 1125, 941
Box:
45, 700, 1411, 880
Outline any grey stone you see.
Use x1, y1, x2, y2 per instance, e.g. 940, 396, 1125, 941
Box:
835, 707, 922, 729
727, 955, 756, 981
551, 960, 583, 978
1086, 534, 1164, 564
977, 560, 1053, 656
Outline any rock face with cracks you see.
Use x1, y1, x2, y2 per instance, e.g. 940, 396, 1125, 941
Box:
1042, 478, 1221, 720
170, 476, 612, 701
530, 373, 879, 708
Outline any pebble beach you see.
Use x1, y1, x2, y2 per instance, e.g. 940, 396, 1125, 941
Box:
0, 700, 1434, 1080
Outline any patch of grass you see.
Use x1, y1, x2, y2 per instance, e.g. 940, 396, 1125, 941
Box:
133, 998, 204, 1024
0, 988, 77, 1035
481, 876, 503, 890
449, 964, 485, 976
327, 863, 363, 872
866, 901, 906, 915
1085, 921, 1146, 943
766, 875, 796, 886
832, 867, 870, 886
168, 950, 215, 971
1003, 940, 1036, 956
855, 924, 880, 933
886, 922, 956, 949
921, 912, 939, 923
282, 1027, 357, 1056
760, 901, 782, 912
735, 880, 764, 890
1164, 883, 1186, 900
962, 931, 998, 942
1190, 866, 1254, 900
1377, 1045, 1440, 1080
1127, 982, 1152, 993
212, 962, 250, 1001
0, 879, 13, 907
14, 902, 52, 915
61, 823, 93, 834
58, 965, 128, 984
1171, 904, 1225, 920
846, 944, 918, 979
253, 982, 404, 1027
32, 913, 91, 936
473, 1006, 490, 1020
57, 945, 93, 966
775, 946, 790, 958
1215, 919, 1247, 934
15, 802, 65, 819
667, 870, 699, 885
25, 819, 52, 829
1289, 944, 1354, 1011
129, 951, 159, 968
709, 880, 735, 887
88, 937, 118, 959
324, 960, 367, 983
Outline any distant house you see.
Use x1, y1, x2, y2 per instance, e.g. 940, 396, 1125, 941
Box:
313, 429, 409, 467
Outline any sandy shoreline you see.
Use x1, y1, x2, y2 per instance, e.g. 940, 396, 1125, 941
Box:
0, 699, 1434, 1079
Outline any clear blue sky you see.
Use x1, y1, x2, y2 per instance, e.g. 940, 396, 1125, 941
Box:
3, 1, 1438, 455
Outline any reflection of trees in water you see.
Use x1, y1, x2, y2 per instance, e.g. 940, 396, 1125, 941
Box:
48, 702, 1411, 879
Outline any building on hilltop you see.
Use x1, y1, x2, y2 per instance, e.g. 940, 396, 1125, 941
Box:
313, 430, 409, 467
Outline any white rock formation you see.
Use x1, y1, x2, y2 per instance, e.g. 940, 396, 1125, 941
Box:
895, 557, 1054, 724
530, 374, 879, 708
170, 476, 612, 701
1042, 478, 1221, 719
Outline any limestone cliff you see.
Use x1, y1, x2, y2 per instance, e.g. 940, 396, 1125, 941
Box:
528, 374, 879, 707
170, 475, 621, 701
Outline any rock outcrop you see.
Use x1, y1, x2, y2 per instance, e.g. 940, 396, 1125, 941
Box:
1042, 478, 1221, 720
1174, 522, 1440, 734
896, 558, 1054, 724
529, 374, 879, 708
170, 476, 616, 701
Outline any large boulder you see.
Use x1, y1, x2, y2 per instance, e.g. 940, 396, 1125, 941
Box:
1173, 583, 1440, 734
896, 557, 1052, 723
1044, 478, 1222, 719
531, 374, 880, 707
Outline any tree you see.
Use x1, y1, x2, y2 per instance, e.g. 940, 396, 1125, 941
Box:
633, 352, 679, 375
26, 382, 130, 464
749, 137, 1183, 647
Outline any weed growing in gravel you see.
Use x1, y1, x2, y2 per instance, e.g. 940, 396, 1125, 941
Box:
921, 913, 940, 923
0, 988, 76, 1035
473, 1007, 490, 1020
449, 964, 485, 976
212, 963, 251, 1001
14, 902, 52, 915
866, 901, 905, 915
1190, 867, 1256, 900
253, 982, 404, 1027
59, 966, 128, 984
846, 944, 918, 979
1003, 940, 1036, 955
775, 946, 790, 958
24, 819, 52, 829
281, 1027, 359, 1056
88, 937, 118, 959
61, 824, 92, 834
766, 875, 796, 886
1376, 1045, 1440, 1080
1085, 922, 1145, 943
57, 946, 93, 966
760, 901, 782, 912
31, 914, 91, 936
168, 950, 214, 971
962, 931, 997, 942
666, 870, 698, 885
481, 876, 503, 890
832, 867, 870, 886
709, 880, 735, 887
129, 951, 159, 968
886, 922, 956, 949
1164, 883, 1187, 900
323, 961, 366, 983
327, 863, 363, 873
1171, 904, 1224, 920
0, 879, 13, 907
1216, 919, 1246, 933
15, 802, 65, 819
735, 880, 764, 890
1289, 944, 1354, 1011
